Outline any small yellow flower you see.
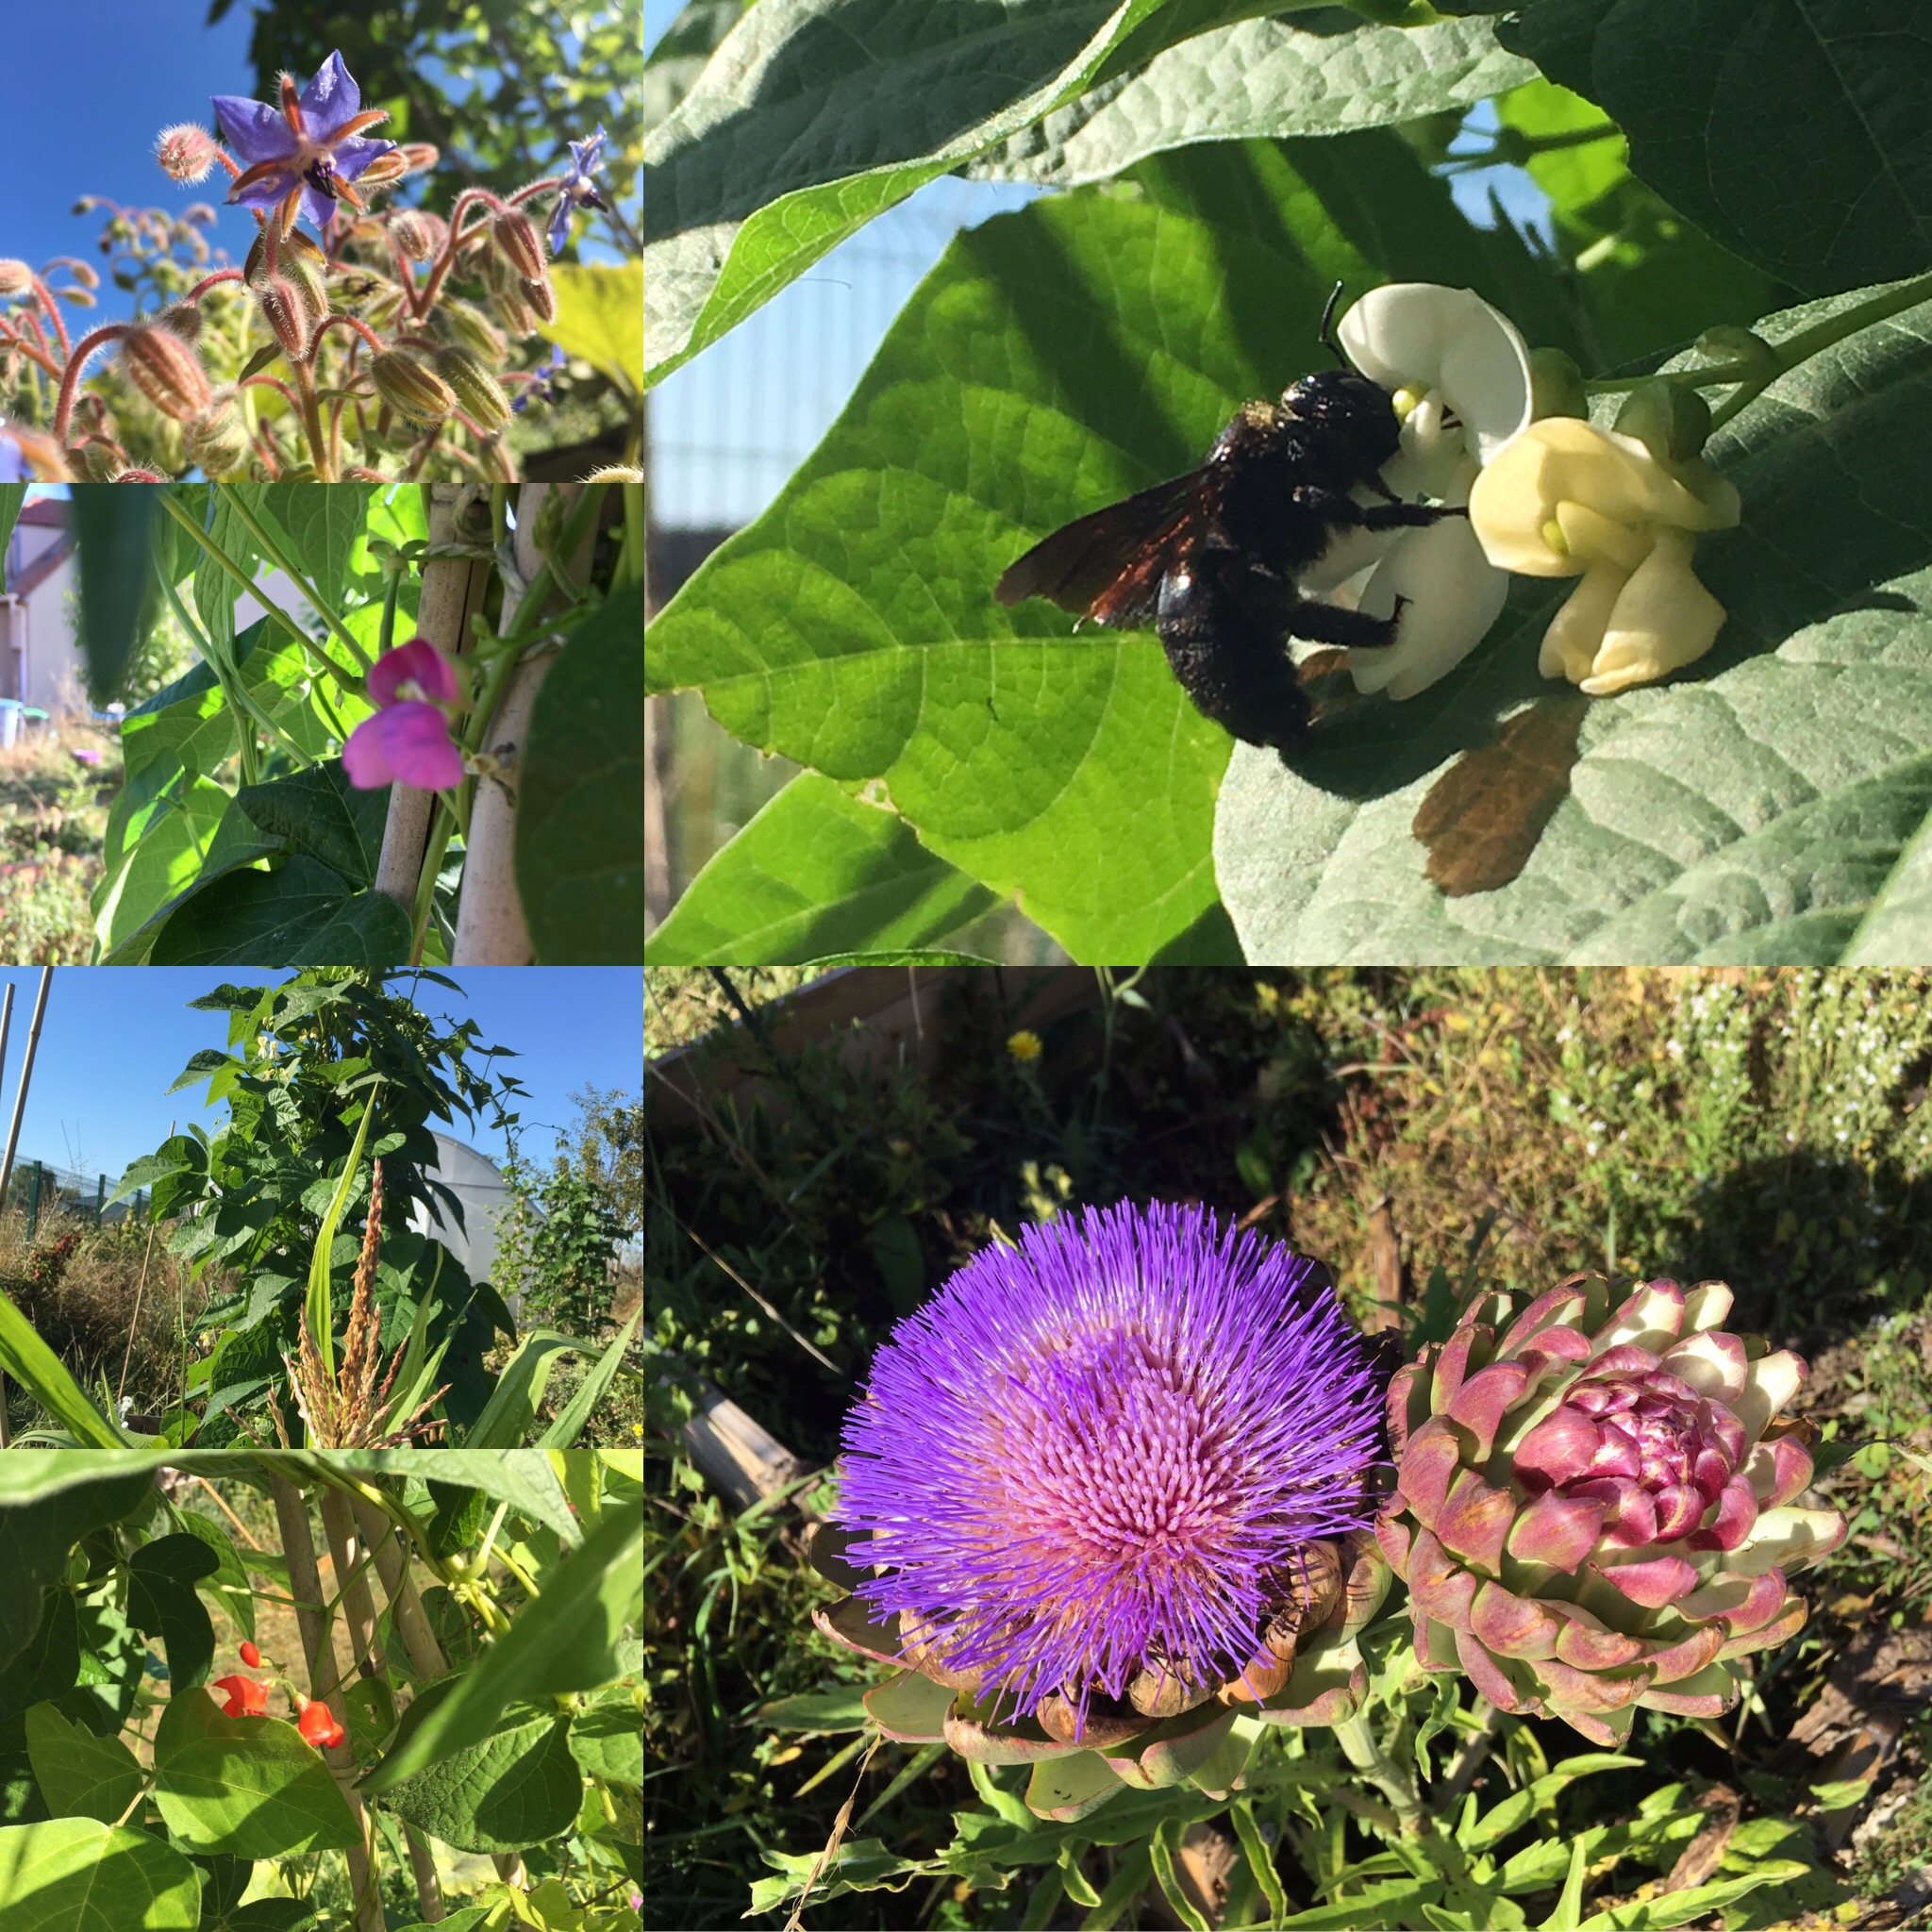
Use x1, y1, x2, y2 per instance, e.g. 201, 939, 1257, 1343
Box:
1007, 1029, 1043, 1063
1469, 416, 1740, 696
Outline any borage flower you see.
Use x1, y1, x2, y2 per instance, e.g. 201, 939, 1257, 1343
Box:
811, 1203, 1391, 1818
342, 638, 463, 791
547, 125, 610, 256
210, 1674, 267, 1718
212, 52, 397, 238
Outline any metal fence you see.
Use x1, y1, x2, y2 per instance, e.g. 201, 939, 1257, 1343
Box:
5, 1159, 149, 1236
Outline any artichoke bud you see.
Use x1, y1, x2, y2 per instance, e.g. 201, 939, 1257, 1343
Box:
120, 324, 213, 422
1614, 379, 1712, 466
1528, 346, 1589, 422
435, 344, 512, 430
371, 349, 458, 425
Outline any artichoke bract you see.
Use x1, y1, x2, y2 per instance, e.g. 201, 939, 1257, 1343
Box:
1379, 1273, 1845, 1745
807, 1203, 1392, 1821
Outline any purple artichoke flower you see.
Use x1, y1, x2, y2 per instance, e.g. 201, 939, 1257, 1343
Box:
809, 1203, 1390, 1816
212, 52, 396, 236
546, 125, 610, 256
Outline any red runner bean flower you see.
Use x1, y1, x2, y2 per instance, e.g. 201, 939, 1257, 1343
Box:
295, 1696, 346, 1750
210, 1675, 268, 1718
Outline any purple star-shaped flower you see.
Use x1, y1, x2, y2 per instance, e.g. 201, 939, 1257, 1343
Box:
211, 51, 396, 236
546, 125, 609, 256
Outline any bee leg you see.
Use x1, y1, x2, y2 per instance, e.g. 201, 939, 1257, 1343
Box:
1277, 592, 1406, 652
1155, 557, 1311, 750
1356, 500, 1466, 530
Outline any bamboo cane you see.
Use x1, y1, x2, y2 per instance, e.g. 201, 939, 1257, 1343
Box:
375, 483, 492, 912
269, 1471, 386, 1932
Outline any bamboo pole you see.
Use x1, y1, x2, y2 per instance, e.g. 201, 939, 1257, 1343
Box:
348, 1490, 448, 1679
375, 483, 492, 912
451, 481, 590, 963
269, 1471, 386, 1932
0, 970, 51, 1449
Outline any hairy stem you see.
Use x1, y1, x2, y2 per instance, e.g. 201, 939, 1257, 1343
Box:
1333, 1712, 1424, 1835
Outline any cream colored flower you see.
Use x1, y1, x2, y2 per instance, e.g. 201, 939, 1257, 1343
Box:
1468, 416, 1740, 696
1327, 284, 1533, 700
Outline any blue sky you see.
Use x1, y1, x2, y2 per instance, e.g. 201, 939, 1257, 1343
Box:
8, 2, 629, 325
0, 967, 641, 1190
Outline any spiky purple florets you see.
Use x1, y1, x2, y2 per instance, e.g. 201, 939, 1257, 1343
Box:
836, 1201, 1384, 1718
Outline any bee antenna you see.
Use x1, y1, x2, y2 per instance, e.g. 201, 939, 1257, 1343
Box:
1319, 281, 1348, 367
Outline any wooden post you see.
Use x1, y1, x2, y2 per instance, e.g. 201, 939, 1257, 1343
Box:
0, 969, 50, 1448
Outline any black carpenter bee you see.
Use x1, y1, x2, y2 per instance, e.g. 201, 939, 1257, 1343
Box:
994, 286, 1461, 751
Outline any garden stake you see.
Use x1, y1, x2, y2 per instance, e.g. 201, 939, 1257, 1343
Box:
375, 481, 492, 913
0, 968, 51, 1450
403, 1823, 446, 1924
269, 1470, 386, 1932
319, 1486, 389, 1684
348, 1489, 449, 1677
452, 480, 591, 962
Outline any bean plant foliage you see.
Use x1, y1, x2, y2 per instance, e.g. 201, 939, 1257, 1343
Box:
0, 479, 643, 967
645, 0, 1932, 965
0, 969, 643, 1453
0, 1450, 643, 1931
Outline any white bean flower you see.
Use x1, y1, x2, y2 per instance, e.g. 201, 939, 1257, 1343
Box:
1327, 284, 1533, 700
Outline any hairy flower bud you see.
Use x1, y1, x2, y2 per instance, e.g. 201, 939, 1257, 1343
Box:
121, 324, 213, 422
278, 230, 331, 326
156, 302, 202, 344
155, 123, 219, 183
0, 260, 34, 297
400, 142, 439, 174
444, 299, 507, 363
389, 210, 443, 262
491, 208, 546, 281
370, 350, 457, 425
356, 150, 408, 192
184, 391, 251, 475
77, 438, 125, 483
256, 275, 311, 362
583, 466, 645, 483
519, 274, 557, 325
435, 345, 512, 430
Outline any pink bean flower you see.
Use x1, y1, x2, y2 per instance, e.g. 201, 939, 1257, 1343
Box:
342, 637, 464, 791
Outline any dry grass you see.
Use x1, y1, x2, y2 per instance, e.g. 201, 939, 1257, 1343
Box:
0, 1207, 216, 1423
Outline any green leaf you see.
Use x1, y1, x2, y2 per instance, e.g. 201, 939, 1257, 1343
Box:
149, 858, 412, 965
1275, 1880, 1445, 1928
755, 1688, 874, 1733
126, 1534, 220, 1690
1217, 284, 1932, 963
537, 1307, 646, 1450
1574, 1864, 1810, 1930
74, 486, 158, 703
649, 772, 995, 962
1541, 1837, 1587, 1931
23, 1704, 144, 1825
0, 485, 25, 591
257, 486, 373, 611
0, 1594, 79, 1722
0, 1292, 137, 1450
380, 1685, 581, 1854
92, 774, 236, 958
390, 1910, 494, 1932
970, 13, 1532, 186
171, 1510, 257, 1644
235, 762, 391, 888
643, 0, 1299, 387
567, 1696, 643, 1786
460, 1333, 586, 1451
360, 1504, 641, 1791
152, 1687, 360, 1857
1230, 1795, 1289, 1930
1466, 1756, 1641, 1852
541, 263, 645, 393
0, 1818, 200, 1930
516, 582, 645, 963
1846, 801, 1932, 960
1151, 1815, 1213, 1932
1504, 0, 1932, 298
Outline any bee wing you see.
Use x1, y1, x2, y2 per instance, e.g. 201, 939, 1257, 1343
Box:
994, 472, 1208, 630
